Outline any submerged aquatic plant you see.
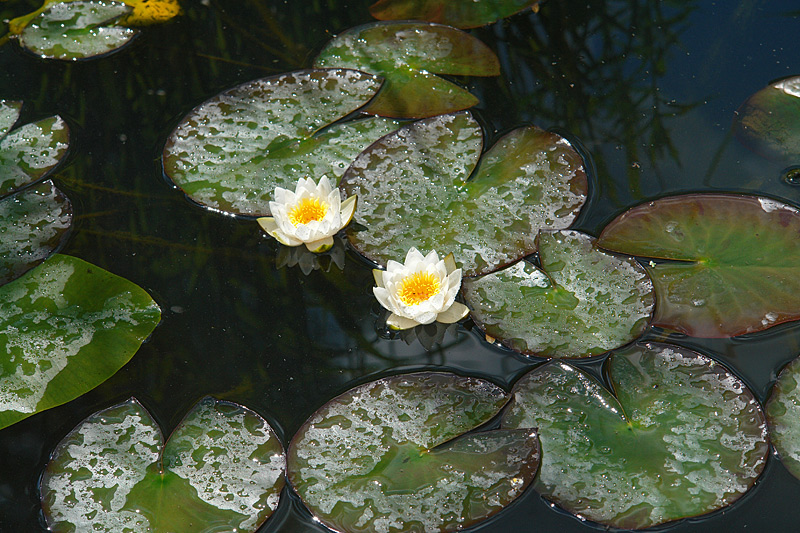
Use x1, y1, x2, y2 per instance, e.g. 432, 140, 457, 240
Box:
373, 247, 469, 330
257, 176, 357, 253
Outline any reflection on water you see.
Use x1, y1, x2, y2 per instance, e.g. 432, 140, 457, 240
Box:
1, 0, 800, 531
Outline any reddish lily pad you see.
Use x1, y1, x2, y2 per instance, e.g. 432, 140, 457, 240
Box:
766, 355, 800, 480
502, 342, 768, 529
163, 69, 401, 217
314, 21, 499, 118
462, 230, 653, 358
0, 180, 72, 285
597, 193, 800, 337
370, 0, 541, 29
342, 112, 587, 276
733, 75, 800, 160
0, 113, 69, 197
287, 372, 539, 533
41, 396, 285, 532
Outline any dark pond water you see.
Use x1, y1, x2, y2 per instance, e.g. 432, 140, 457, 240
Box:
1, 0, 800, 531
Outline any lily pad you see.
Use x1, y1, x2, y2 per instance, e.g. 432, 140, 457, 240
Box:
462, 230, 653, 358
597, 193, 800, 337
342, 112, 588, 276
314, 21, 499, 118
766, 355, 800, 481
41, 396, 285, 532
16, 1, 139, 61
287, 372, 539, 533
0, 100, 22, 139
0, 114, 69, 197
370, 0, 541, 29
163, 69, 401, 217
0, 254, 160, 429
502, 342, 768, 529
0, 180, 72, 285
733, 76, 800, 160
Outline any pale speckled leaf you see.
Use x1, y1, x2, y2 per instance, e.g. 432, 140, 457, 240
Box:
287, 372, 539, 533
314, 21, 499, 118
163, 69, 400, 217
463, 230, 653, 358
0, 254, 160, 429
370, 0, 541, 29
17, 1, 138, 61
41, 397, 285, 533
502, 342, 768, 529
733, 75, 800, 160
597, 193, 800, 337
342, 113, 588, 276
766, 356, 800, 481
0, 100, 22, 140
0, 180, 72, 285
0, 115, 69, 197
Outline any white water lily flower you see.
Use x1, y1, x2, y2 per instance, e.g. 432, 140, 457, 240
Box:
257, 176, 357, 253
373, 248, 470, 330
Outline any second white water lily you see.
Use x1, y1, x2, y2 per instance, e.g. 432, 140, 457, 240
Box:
373, 248, 470, 330
257, 176, 357, 253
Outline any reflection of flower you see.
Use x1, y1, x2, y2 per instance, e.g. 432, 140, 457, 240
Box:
373, 248, 469, 330
257, 176, 357, 253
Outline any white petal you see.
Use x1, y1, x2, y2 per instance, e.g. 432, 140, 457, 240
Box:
373, 287, 393, 312
413, 311, 437, 325
340, 195, 357, 225
265, 225, 304, 247
436, 302, 469, 324
373, 269, 386, 288
257, 217, 278, 234
444, 253, 458, 275
273, 187, 292, 204
405, 247, 425, 266
422, 249, 440, 264
386, 313, 421, 330
305, 235, 334, 253
317, 175, 333, 196
386, 259, 405, 274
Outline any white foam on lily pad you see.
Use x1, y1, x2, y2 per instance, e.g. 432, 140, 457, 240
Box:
42, 399, 161, 532
0, 116, 68, 195
0, 100, 22, 139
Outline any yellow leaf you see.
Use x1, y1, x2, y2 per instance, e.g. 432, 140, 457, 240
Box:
118, 0, 182, 26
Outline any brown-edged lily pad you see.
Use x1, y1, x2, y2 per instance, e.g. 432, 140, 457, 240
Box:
597, 193, 800, 337
342, 112, 587, 276
314, 21, 499, 118
370, 0, 541, 29
502, 342, 768, 529
41, 396, 285, 532
766, 355, 800, 481
733, 75, 800, 160
163, 69, 401, 217
0, 180, 72, 285
287, 372, 539, 533
462, 230, 653, 358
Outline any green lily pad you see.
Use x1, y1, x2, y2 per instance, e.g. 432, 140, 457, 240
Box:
597, 193, 800, 337
0, 100, 22, 139
502, 342, 768, 529
41, 396, 285, 532
462, 230, 653, 358
370, 0, 541, 29
287, 372, 539, 533
342, 112, 588, 276
314, 21, 499, 118
0, 114, 69, 197
766, 355, 800, 481
163, 69, 401, 217
733, 75, 800, 160
0, 254, 160, 429
0, 180, 72, 285
16, 1, 139, 61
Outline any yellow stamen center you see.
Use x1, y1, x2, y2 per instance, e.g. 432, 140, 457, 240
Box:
397, 272, 440, 306
288, 197, 328, 226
